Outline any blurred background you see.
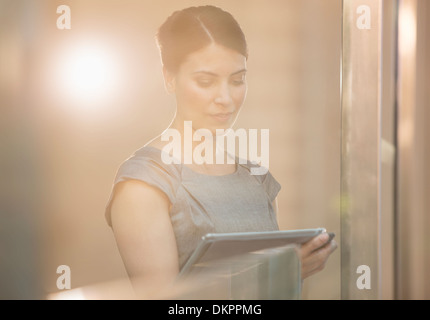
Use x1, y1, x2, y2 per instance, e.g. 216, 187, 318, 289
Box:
1, 0, 427, 300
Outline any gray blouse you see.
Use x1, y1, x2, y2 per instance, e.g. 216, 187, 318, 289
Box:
105, 146, 281, 269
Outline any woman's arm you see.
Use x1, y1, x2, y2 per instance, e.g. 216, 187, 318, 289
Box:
110, 179, 179, 298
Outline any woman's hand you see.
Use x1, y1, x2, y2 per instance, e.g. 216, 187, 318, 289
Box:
299, 232, 337, 280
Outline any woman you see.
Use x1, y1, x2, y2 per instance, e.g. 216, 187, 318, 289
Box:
105, 5, 337, 298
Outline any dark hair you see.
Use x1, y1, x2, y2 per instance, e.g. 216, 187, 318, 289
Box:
156, 6, 248, 73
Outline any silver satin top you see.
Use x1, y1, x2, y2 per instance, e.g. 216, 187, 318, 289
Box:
105, 146, 281, 269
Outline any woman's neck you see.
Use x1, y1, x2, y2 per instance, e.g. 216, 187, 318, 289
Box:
166, 117, 234, 167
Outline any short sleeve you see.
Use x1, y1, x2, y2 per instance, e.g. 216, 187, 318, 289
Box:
262, 170, 281, 202
236, 157, 281, 202
104, 147, 180, 227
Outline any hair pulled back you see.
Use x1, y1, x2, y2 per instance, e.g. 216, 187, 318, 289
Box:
156, 6, 248, 73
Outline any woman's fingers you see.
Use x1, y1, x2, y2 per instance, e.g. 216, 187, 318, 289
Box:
304, 240, 337, 268
300, 235, 338, 280
301, 233, 330, 257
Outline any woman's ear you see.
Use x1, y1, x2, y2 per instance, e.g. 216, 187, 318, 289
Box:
162, 67, 176, 94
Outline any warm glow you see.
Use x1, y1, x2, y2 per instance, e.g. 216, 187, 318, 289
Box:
399, 2, 417, 56
47, 288, 86, 300
55, 41, 121, 109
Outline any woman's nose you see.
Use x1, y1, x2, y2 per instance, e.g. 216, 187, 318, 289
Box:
214, 82, 233, 106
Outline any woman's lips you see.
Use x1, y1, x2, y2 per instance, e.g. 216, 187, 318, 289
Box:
211, 112, 233, 122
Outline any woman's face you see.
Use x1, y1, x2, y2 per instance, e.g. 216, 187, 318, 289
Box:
166, 43, 247, 134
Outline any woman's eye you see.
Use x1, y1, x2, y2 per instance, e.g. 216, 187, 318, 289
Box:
231, 76, 246, 86
196, 79, 213, 87
232, 79, 245, 85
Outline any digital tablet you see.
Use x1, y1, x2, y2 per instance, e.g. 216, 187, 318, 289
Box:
179, 228, 327, 277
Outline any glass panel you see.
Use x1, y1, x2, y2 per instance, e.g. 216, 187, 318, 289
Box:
174, 245, 301, 300
47, 245, 301, 300
396, 0, 430, 299
341, 0, 383, 299
380, 0, 398, 300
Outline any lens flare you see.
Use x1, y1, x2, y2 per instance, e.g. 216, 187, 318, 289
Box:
55, 41, 121, 110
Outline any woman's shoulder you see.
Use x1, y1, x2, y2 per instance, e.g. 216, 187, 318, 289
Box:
106, 137, 180, 227
119, 136, 182, 178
